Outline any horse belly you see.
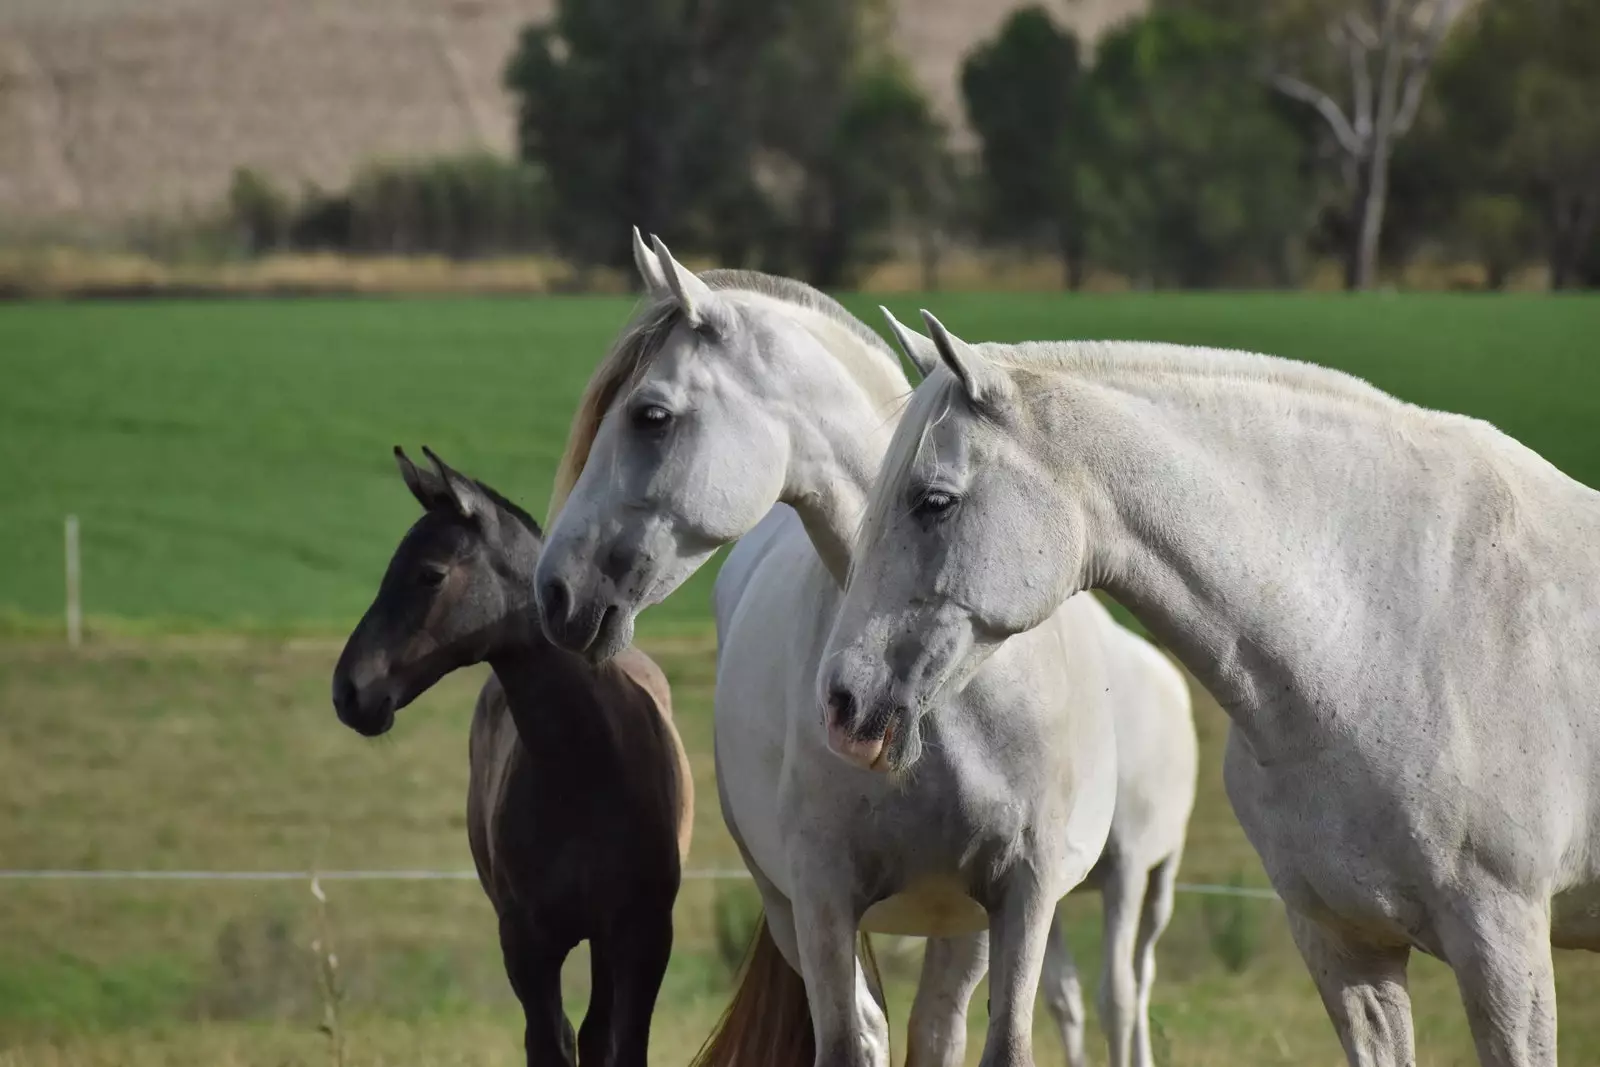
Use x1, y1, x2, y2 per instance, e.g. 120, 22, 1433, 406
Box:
860, 875, 988, 937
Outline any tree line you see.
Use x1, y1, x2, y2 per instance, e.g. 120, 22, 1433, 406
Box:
231, 0, 1600, 291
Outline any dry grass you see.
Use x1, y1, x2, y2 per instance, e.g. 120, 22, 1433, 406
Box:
3, 636, 1600, 1065
0, 247, 631, 298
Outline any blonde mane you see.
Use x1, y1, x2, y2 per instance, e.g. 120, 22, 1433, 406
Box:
546, 271, 902, 522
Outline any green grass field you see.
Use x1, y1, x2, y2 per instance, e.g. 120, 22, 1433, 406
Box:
3, 294, 1599, 1066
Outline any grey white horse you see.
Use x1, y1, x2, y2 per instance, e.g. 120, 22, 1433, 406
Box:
536, 236, 1193, 1067
822, 311, 1600, 1067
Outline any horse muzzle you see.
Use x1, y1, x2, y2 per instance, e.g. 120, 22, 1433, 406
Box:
819, 671, 909, 773
332, 674, 397, 737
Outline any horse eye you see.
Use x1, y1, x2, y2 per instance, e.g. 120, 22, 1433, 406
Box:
915, 491, 958, 517
419, 567, 448, 587
631, 405, 672, 431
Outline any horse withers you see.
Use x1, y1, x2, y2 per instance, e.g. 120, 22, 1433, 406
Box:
332, 447, 693, 1067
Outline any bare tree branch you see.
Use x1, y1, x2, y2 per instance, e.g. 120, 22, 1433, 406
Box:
1342, 23, 1375, 142
1392, 0, 1462, 136
1272, 72, 1367, 157
1342, 10, 1381, 51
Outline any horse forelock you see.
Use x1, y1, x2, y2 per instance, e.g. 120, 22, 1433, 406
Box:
546, 271, 905, 524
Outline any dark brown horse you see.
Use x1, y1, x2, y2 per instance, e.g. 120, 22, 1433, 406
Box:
332, 447, 693, 1067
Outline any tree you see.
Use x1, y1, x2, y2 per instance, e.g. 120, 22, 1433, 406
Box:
504, 0, 787, 271
809, 59, 950, 288
1434, 0, 1600, 289
1075, 12, 1314, 288
228, 168, 290, 256
1170, 0, 1464, 288
961, 7, 1087, 289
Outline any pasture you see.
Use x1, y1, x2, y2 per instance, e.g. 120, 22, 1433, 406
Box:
3, 293, 1600, 1065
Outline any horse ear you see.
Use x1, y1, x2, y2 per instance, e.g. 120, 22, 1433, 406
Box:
420, 446, 483, 521
649, 235, 727, 332
879, 306, 938, 381
395, 446, 438, 511
919, 310, 1015, 410
632, 226, 671, 300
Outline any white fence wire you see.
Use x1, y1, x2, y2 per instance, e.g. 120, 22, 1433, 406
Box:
0, 868, 1281, 899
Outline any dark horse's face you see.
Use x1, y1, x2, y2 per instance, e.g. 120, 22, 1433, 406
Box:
332, 447, 542, 737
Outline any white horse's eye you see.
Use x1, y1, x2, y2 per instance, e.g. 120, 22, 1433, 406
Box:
631, 405, 673, 431
915, 490, 958, 516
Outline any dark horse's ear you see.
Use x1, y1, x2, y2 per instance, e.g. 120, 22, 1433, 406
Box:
395, 446, 442, 511
421, 446, 485, 522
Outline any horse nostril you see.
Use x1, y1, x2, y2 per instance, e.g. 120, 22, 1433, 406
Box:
540, 577, 571, 625
332, 675, 358, 718
826, 686, 857, 729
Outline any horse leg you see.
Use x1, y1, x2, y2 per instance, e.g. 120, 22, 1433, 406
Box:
1437, 892, 1557, 1067
498, 914, 576, 1067
585, 904, 675, 1067
906, 932, 990, 1067
1130, 855, 1179, 1067
578, 937, 616, 1067
978, 876, 1060, 1067
1095, 859, 1144, 1067
1286, 909, 1414, 1067
1040, 912, 1089, 1067
792, 877, 889, 1067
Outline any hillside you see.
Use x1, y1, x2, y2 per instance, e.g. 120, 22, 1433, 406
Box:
0, 0, 1144, 224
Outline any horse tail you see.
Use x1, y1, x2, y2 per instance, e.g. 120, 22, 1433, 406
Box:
692, 918, 891, 1067
691, 917, 814, 1067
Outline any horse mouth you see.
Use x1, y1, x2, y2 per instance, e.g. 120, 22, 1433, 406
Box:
349, 709, 396, 738
825, 716, 898, 772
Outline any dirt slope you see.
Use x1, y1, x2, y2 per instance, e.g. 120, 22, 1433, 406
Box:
0, 0, 1144, 222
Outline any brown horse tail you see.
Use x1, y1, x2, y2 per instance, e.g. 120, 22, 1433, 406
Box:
690, 919, 890, 1067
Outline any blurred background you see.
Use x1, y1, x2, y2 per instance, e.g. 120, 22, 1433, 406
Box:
1, 1, 1598, 1065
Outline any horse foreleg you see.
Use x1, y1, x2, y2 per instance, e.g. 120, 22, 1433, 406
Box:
978, 877, 1059, 1067
586, 905, 674, 1067
1287, 909, 1414, 1067
906, 932, 989, 1067
1040, 913, 1089, 1067
1130, 855, 1179, 1067
792, 878, 889, 1067
1438, 891, 1557, 1067
498, 914, 576, 1067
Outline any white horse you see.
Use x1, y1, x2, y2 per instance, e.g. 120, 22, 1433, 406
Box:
822, 310, 1600, 1067
534, 235, 1190, 1067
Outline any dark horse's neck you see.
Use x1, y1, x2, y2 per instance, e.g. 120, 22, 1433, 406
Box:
483, 621, 623, 766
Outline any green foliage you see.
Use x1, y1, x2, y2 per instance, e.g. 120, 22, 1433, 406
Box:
799, 57, 951, 286
1201, 877, 1262, 974
1075, 12, 1313, 288
227, 169, 292, 256
502, 0, 946, 285
503, 0, 787, 269
1434, 0, 1600, 288
961, 7, 1087, 286
296, 155, 549, 259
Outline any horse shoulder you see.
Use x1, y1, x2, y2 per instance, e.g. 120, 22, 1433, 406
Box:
612, 646, 696, 863
466, 674, 519, 896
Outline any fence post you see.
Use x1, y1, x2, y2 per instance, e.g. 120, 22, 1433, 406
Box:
65, 515, 81, 648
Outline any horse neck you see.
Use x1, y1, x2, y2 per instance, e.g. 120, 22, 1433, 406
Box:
485, 633, 622, 765
1065, 374, 1481, 757
748, 296, 909, 585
